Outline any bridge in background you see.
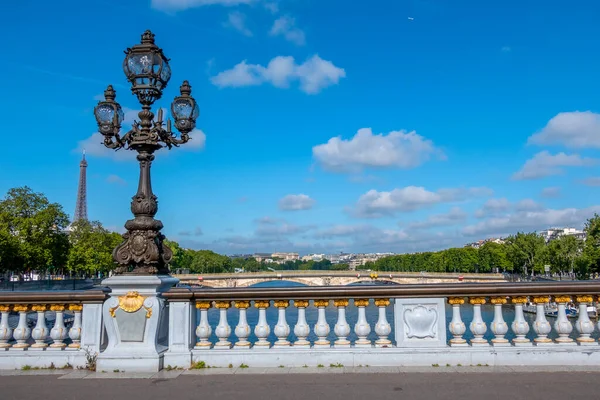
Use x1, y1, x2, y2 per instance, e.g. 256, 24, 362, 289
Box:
173, 271, 507, 287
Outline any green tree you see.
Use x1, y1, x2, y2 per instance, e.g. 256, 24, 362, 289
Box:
583, 214, 600, 273
66, 220, 122, 276
478, 242, 510, 273
0, 187, 70, 277
547, 234, 582, 274
505, 232, 546, 275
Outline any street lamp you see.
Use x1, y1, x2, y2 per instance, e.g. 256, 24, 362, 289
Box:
94, 30, 199, 275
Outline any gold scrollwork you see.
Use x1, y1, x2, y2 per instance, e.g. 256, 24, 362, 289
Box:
0, 305, 11, 313
50, 304, 65, 312
13, 304, 29, 312
215, 301, 231, 309
511, 296, 528, 304
31, 304, 47, 312
576, 295, 594, 304
333, 299, 349, 308
195, 301, 212, 310
109, 291, 152, 319
254, 300, 270, 309
374, 298, 390, 307
274, 300, 290, 308
553, 295, 572, 304
533, 296, 550, 304
490, 297, 507, 305
293, 300, 309, 308
448, 297, 465, 305
469, 297, 486, 305
234, 301, 250, 309
353, 299, 370, 307
68, 304, 83, 312
314, 299, 331, 308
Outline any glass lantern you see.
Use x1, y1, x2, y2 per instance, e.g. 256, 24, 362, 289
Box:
94, 85, 124, 136
122, 30, 171, 105
171, 81, 199, 134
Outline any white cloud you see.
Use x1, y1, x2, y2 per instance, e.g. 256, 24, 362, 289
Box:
512, 151, 596, 180
351, 186, 491, 218
474, 198, 511, 218
263, 1, 278, 13
270, 16, 306, 45
278, 194, 315, 211
528, 111, 600, 148
224, 11, 253, 36
211, 55, 345, 94
541, 187, 561, 198
151, 0, 253, 12
463, 205, 600, 237
106, 174, 126, 186
581, 177, 600, 187
312, 128, 443, 173
407, 207, 467, 230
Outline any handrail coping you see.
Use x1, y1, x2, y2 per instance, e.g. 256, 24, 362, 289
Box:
0, 289, 109, 304
163, 281, 600, 301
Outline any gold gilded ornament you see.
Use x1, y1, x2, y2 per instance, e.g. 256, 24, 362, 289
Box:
576, 295, 594, 304
195, 301, 212, 310
469, 297, 486, 305
31, 304, 47, 312
553, 295, 572, 304
68, 304, 83, 312
314, 300, 330, 308
333, 299, 349, 308
274, 300, 290, 308
353, 299, 370, 307
533, 296, 550, 304
294, 300, 309, 308
448, 297, 465, 305
235, 301, 250, 309
254, 300, 270, 309
490, 297, 507, 305
50, 304, 65, 312
13, 304, 29, 312
215, 301, 231, 309
511, 296, 528, 304
0, 305, 11, 312
374, 299, 390, 307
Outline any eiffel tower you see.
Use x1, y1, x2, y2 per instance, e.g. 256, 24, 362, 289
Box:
74, 150, 88, 222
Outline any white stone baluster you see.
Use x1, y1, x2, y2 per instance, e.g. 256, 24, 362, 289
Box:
273, 300, 291, 347
253, 300, 271, 348
313, 300, 331, 348
195, 301, 212, 349
469, 297, 489, 346
214, 301, 232, 349
490, 297, 509, 346
12, 304, 31, 349
31, 304, 49, 349
511, 296, 532, 346
0, 305, 12, 349
575, 295, 597, 346
354, 299, 371, 348
448, 297, 467, 346
234, 301, 251, 348
532, 296, 553, 346
293, 300, 310, 347
553, 296, 575, 345
68, 304, 83, 349
50, 304, 68, 349
374, 299, 392, 347
333, 299, 351, 348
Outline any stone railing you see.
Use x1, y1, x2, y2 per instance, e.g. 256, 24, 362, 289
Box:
162, 281, 600, 368
0, 290, 107, 369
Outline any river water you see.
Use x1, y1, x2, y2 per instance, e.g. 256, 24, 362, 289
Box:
201, 280, 600, 345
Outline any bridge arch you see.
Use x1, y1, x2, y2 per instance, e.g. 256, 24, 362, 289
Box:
248, 279, 310, 288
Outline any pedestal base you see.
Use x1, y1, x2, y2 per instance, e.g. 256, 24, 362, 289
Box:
97, 275, 178, 373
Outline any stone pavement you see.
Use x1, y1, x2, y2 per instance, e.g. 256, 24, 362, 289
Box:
2, 367, 600, 400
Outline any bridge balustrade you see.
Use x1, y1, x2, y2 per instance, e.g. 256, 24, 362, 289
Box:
0, 290, 106, 369
162, 282, 600, 368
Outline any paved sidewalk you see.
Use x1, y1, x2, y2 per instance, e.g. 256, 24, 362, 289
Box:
2, 368, 600, 400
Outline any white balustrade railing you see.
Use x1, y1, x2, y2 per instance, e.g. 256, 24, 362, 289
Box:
174, 294, 600, 350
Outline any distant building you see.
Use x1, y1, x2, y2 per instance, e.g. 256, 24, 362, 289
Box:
271, 252, 299, 262
252, 253, 273, 262
465, 238, 505, 249
539, 227, 586, 243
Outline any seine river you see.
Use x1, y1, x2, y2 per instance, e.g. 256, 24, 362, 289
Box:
200, 280, 600, 345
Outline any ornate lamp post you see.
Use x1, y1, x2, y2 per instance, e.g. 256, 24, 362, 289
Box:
94, 30, 199, 275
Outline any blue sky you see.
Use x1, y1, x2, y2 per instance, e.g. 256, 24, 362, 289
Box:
1, 0, 600, 255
